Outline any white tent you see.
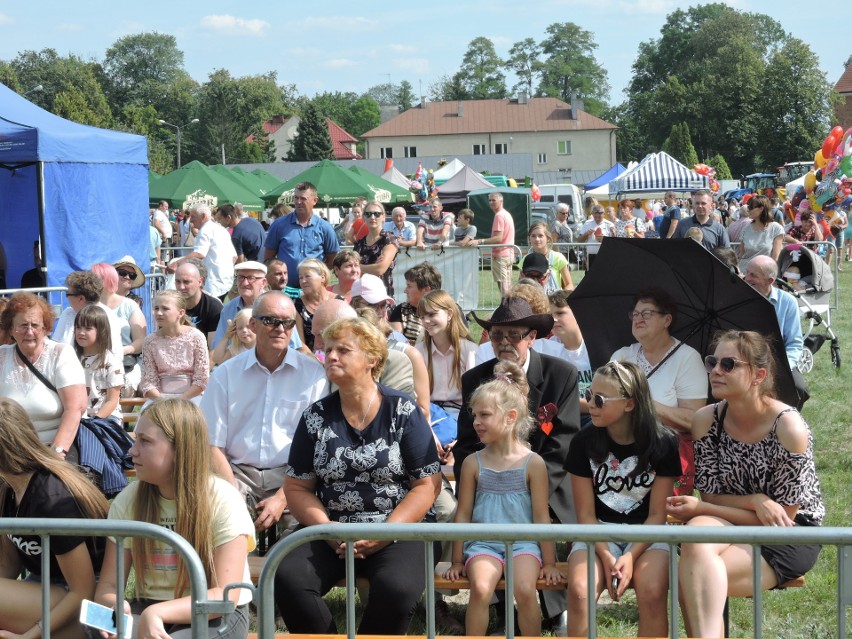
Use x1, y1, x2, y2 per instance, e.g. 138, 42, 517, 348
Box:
382, 165, 413, 190
433, 158, 466, 181
608, 152, 708, 195
785, 174, 807, 195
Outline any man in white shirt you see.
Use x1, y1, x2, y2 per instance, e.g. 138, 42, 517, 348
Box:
200, 291, 329, 533
383, 207, 417, 247
168, 203, 237, 300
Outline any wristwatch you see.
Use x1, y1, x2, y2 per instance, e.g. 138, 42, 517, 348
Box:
53, 446, 67, 455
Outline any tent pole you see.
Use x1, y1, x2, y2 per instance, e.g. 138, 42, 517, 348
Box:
36, 161, 48, 291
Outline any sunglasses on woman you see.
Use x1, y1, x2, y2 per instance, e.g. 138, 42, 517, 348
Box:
116, 269, 136, 279
704, 355, 749, 374
583, 389, 627, 409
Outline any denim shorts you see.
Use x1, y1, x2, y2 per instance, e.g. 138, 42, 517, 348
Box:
568, 539, 670, 560
464, 540, 542, 568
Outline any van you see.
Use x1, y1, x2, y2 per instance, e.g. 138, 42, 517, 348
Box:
536, 184, 583, 220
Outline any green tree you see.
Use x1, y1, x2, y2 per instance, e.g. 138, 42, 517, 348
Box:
365, 82, 398, 106
288, 102, 333, 162
345, 96, 380, 138
664, 123, 699, 168
505, 38, 542, 97
537, 23, 609, 115
458, 37, 506, 99
428, 73, 469, 101
310, 91, 360, 127
396, 80, 415, 111
0, 62, 21, 93
103, 32, 188, 111
707, 154, 733, 179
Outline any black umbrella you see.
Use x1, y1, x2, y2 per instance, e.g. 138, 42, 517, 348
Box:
567, 237, 797, 406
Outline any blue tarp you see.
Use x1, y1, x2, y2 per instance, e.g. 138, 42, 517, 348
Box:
584, 163, 627, 189
0, 83, 149, 292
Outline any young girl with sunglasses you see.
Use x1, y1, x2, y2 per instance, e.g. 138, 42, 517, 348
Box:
444, 361, 563, 637
74, 304, 124, 425
565, 360, 681, 637
139, 290, 209, 401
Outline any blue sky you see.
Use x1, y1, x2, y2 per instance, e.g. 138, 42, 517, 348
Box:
0, 0, 847, 104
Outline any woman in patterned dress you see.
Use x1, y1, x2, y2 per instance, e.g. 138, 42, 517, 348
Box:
354, 201, 399, 297
274, 317, 440, 635
667, 330, 824, 638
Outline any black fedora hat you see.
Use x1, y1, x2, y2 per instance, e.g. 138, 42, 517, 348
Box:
472, 297, 554, 336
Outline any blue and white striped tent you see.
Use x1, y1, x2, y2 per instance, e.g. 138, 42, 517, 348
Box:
607, 151, 709, 195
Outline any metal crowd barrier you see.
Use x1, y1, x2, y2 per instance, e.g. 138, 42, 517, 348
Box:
0, 518, 247, 639
258, 522, 852, 639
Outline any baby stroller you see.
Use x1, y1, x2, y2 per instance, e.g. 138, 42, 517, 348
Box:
777, 244, 840, 372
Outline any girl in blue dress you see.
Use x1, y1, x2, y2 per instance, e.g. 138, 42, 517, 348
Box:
443, 361, 563, 636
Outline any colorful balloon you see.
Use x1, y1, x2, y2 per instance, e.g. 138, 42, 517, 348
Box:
814, 149, 827, 168
804, 172, 817, 193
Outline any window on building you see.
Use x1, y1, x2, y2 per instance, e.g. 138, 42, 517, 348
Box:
473, 144, 487, 155
557, 140, 572, 155
404, 146, 417, 158
494, 143, 508, 155
380, 147, 393, 159
537, 153, 547, 164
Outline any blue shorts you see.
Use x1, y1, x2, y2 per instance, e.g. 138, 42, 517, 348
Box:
463, 540, 542, 568
569, 539, 670, 559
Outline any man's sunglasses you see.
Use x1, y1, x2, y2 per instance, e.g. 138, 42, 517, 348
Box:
254, 316, 296, 330
584, 389, 627, 408
704, 355, 749, 374
116, 269, 136, 279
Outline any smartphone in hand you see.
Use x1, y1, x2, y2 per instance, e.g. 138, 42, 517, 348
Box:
79, 600, 133, 638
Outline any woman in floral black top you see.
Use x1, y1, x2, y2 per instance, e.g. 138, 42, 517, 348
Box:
275, 317, 440, 635
667, 331, 824, 638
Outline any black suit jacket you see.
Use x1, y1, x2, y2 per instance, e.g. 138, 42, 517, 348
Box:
453, 349, 581, 524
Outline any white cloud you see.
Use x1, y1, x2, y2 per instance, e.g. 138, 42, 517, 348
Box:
392, 57, 431, 74
57, 23, 83, 32
323, 58, 356, 69
200, 14, 270, 35
0, 13, 14, 25
300, 16, 378, 31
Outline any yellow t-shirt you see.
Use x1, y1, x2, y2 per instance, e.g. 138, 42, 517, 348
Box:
109, 476, 255, 603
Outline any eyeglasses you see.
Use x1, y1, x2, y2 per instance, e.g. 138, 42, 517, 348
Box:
704, 355, 749, 374
254, 316, 296, 330
236, 274, 264, 283
14, 323, 44, 334
116, 269, 136, 279
363, 211, 384, 218
489, 329, 532, 344
628, 309, 665, 321
584, 389, 627, 409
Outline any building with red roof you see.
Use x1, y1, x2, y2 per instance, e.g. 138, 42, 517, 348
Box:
834, 63, 852, 130
247, 115, 360, 162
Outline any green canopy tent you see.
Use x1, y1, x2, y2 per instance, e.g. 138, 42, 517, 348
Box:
229, 166, 273, 197
207, 164, 269, 199
348, 165, 414, 204
251, 168, 284, 192
149, 160, 264, 211
263, 159, 389, 206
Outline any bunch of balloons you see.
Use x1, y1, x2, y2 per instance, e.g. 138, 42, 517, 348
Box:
800, 126, 852, 213
694, 164, 720, 192
409, 162, 439, 209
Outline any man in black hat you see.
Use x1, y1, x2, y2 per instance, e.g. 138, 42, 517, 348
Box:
454, 296, 580, 630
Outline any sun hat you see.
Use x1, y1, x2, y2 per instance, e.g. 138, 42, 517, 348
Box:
234, 260, 267, 275
112, 255, 145, 289
472, 296, 554, 336
350, 273, 394, 306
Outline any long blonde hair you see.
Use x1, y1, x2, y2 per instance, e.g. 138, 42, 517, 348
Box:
417, 290, 470, 393
0, 398, 108, 520
132, 399, 214, 598
154, 290, 191, 327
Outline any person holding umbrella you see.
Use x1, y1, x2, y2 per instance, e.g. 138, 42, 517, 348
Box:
610, 288, 706, 494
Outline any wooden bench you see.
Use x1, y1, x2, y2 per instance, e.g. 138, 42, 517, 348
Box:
120, 397, 145, 426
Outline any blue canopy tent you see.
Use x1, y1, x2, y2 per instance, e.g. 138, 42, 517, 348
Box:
0, 83, 149, 296
584, 162, 627, 189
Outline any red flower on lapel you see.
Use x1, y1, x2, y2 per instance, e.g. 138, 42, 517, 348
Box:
536, 403, 557, 436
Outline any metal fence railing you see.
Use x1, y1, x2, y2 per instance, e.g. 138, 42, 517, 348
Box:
0, 518, 248, 639
258, 522, 852, 639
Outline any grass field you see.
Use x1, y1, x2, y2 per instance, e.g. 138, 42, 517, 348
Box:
320, 262, 851, 637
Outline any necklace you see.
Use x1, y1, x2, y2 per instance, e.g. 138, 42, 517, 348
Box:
352, 387, 378, 431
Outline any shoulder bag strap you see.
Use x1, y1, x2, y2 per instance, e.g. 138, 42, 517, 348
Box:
15, 343, 58, 394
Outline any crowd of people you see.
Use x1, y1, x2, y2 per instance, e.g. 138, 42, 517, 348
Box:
0, 180, 828, 639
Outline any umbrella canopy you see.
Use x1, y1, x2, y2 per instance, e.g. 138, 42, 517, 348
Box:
229, 166, 274, 197
567, 238, 797, 405
149, 160, 265, 211
263, 159, 384, 206
348, 165, 414, 204
251, 168, 283, 191
207, 164, 268, 199
584, 162, 627, 189
608, 152, 709, 195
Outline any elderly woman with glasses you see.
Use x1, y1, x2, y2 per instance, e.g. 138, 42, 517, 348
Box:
667, 330, 824, 638
610, 288, 706, 494
294, 258, 340, 352
737, 194, 785, 272
354, 201, 399, 296
0, 293, 87, 458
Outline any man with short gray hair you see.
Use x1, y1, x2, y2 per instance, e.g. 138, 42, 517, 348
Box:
383, 207, 417, 247
671, 189, 730, 249
167, 203, 237, 299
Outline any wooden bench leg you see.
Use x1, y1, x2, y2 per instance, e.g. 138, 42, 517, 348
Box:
723, 596, 730, 638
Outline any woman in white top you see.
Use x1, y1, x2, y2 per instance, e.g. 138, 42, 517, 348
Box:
737, 195, 784, 272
